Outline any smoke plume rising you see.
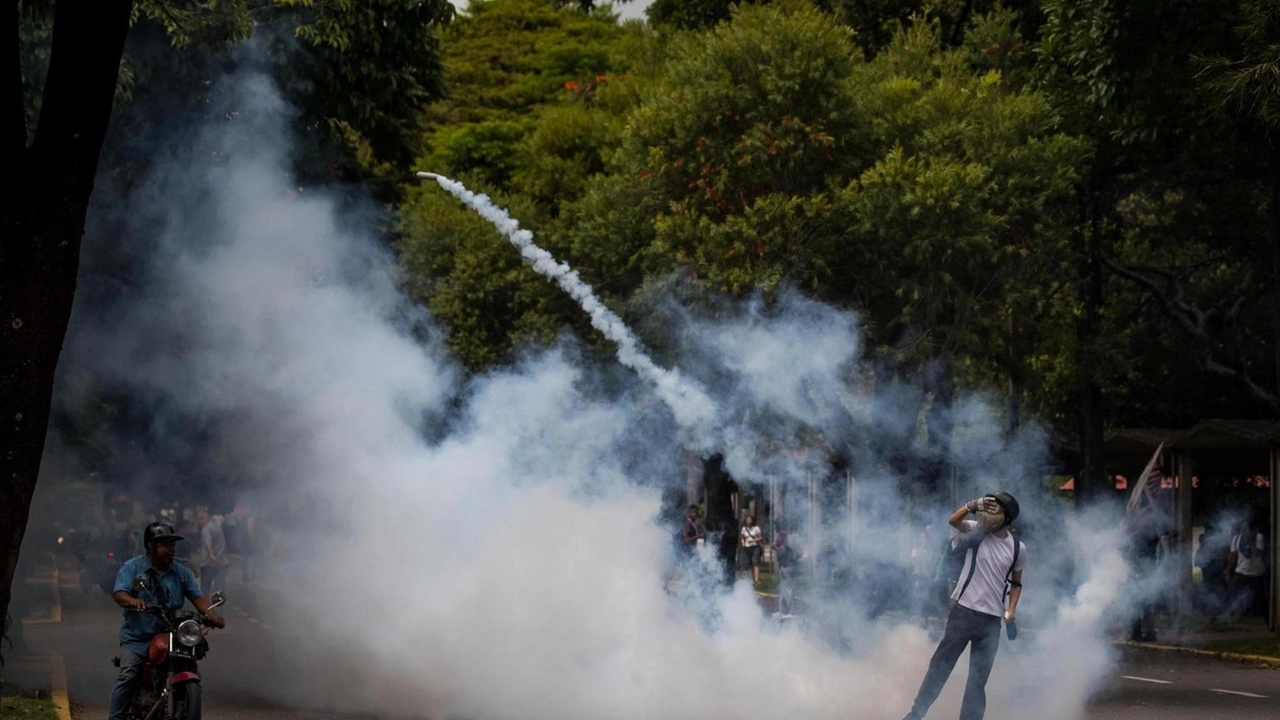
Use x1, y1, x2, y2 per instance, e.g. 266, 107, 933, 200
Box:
49, 68, 1142, 720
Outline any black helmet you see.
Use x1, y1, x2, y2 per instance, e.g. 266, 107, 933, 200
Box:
988, 492, 1020, 526
143, 522, 184, 546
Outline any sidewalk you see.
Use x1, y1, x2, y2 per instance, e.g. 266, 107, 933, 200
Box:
1116, 617, 1280, 667
0, 649, 54, 695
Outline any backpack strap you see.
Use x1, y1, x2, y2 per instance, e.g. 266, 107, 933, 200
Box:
1003, 536, 1021, 601
953, 532, 984, 602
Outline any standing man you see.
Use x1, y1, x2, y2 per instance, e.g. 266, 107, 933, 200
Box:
1223, 518, 1267, 619
197, 508, 230, 595
680, 505, 704, 552
109, 522, 225, 720
901, 492, 1025, 720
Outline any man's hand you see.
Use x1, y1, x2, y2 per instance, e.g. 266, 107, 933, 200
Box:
1003, 610, 1015, 624
204, 612, 226, 629
114, 591, 147, 610
966, 497, 999, 515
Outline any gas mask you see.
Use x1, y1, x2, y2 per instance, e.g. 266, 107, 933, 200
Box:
978, 507, 1007, 532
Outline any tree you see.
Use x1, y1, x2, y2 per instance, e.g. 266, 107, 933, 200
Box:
1, 0, 137, 643
397, 0, 644, 369
1032, 0, 1243, 501
2, 0, 456, 643
646, 0, 741, 30
562, 5, 1082, 484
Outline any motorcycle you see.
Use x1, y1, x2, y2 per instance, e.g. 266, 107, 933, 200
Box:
116, 576, 226, 720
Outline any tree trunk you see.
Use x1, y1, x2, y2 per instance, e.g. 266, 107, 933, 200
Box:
702, 455, 739, 585
1075, 180, 1107, 504
1271, 146, 1280, 401
0, 0, 133, 643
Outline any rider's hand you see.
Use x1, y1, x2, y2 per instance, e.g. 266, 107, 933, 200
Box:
130, 597, 148, 610
205, 612, 226, 629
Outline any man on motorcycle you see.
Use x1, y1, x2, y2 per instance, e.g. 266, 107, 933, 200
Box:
108, 522, 227, 720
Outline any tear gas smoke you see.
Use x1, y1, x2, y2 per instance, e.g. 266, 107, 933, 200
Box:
416, 171, 719, 444
45, 69, 1151, 720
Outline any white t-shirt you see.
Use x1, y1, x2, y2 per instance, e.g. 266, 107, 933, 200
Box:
951, 520, 1027, 618
1231, 532, 1266, 577
741, 525, 763, 548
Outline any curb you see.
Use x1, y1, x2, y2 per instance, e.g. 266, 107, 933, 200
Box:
50, 653, 71, 720
1116, 639, 1280, 668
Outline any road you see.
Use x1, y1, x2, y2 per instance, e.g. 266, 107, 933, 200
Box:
1088, 648, 1278, 720
23, 571, 364, 720
22, 571, 1280, 720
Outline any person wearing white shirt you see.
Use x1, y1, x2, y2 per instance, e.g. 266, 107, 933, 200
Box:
901, 492, 1026, 720
739, 515, 764, 585
1223, 519, 1267, 618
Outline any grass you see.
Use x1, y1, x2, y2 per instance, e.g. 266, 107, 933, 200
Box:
1200, 637, 1280, 658
0, 695, 58, 720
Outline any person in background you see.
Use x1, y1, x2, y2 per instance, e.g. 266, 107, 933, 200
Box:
1223, 518, 1267, 619
739, 514, 764, 585
197, 507, 230, 594
773, 520, 799, 618
1195, 523, 1230, 615
1126, 515, 1161, 642
680, 504, 703, 553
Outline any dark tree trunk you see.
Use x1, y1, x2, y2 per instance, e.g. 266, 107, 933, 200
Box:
702, 455, 739, 585
0, 0, 133, 642
1075, 180, 1107, 504
1271, 147, 1280, 400
922, 362, 955, 496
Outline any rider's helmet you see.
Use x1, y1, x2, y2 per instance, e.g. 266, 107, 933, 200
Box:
988, 492, 1020, 527
142, 521, 184, 548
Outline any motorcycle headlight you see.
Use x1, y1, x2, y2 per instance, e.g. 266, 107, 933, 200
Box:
177, 620, 203, 647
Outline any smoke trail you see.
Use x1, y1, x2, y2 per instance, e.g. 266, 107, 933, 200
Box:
417, 172, 720, 442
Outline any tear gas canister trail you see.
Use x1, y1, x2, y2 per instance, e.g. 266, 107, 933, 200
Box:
416, 172, 720, 442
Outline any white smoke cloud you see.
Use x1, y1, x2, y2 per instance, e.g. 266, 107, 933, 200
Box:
62, 69, 1142, 720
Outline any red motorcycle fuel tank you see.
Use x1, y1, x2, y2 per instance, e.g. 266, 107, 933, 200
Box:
148, 634, 169, 664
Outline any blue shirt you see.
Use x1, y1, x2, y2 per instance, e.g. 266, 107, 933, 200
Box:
113, 555, 204, 656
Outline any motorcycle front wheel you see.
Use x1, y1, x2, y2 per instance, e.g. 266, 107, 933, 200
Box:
170, 681, 201, 720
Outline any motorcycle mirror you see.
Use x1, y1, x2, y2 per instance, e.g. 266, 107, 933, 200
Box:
209, 591, 227, 609
131, 574, 151, 594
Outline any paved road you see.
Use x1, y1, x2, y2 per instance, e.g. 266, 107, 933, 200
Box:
24, 573, 361, 720
23, 573, 1280, 720
1087, 647, 1278, 719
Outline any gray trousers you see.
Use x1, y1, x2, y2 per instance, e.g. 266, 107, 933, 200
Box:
908, 604, 1002, 720
108, 647, 146, 720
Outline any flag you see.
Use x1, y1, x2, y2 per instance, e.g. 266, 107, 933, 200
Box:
1126, 443, 1164, 523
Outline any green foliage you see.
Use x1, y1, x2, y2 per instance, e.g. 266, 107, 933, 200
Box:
557, 5, 1084, 386
1198, 1, 1280, 133
133, 0, 255, 49
573, 0, 869, 297
397, 0, 643, 368
646, 0, 742, 30
274, 0, 456, 179
397, 185, 571, 368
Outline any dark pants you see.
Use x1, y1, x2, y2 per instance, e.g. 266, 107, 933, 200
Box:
1226, 573, 1267, 618
908, 604, 1002, 720
108, 647, 146, 720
